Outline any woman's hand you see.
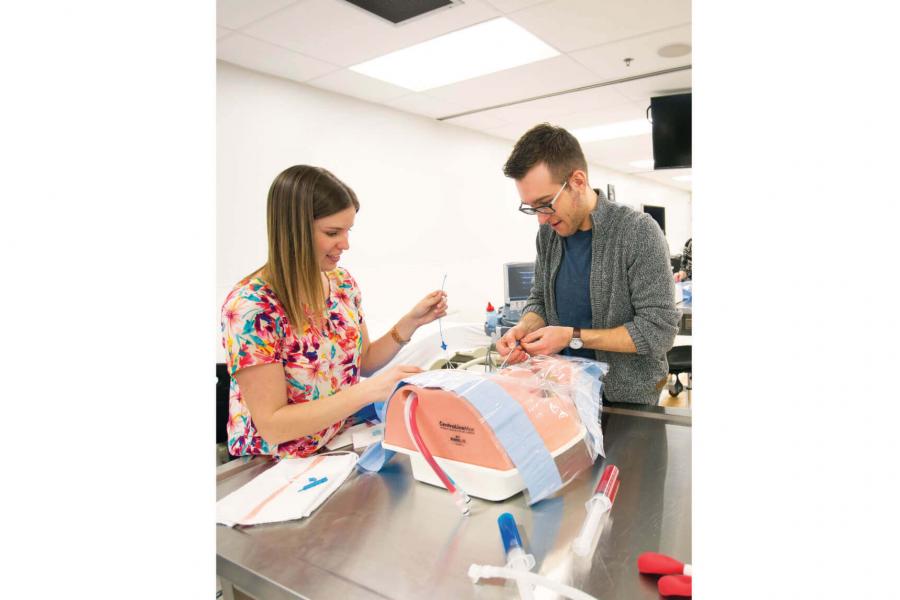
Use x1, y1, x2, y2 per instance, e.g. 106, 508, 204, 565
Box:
360, 364, 424, 402
406, 290, 448, 327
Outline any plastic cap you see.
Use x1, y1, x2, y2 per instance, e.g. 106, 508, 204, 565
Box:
486, 302, 495, 312
637, 552, 686, 575
497, 512, 523, 554
658, 574, 692, 597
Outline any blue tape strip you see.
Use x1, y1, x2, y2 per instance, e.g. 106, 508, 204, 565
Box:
457, 378, 563, 504
357, 440, 394, 472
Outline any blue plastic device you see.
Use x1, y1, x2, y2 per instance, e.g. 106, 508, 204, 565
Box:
497, 512, 523, 555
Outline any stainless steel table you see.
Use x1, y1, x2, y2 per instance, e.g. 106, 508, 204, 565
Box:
217, 404, 691, 599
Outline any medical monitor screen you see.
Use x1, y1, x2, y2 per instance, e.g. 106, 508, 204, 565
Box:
505, 262, 535, 302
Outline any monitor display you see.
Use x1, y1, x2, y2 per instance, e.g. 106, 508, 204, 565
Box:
650, 93, 691, 169
504, 262, 535, 302
643, 205, 666, 234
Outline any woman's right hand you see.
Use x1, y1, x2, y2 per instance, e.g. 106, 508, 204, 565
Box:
361, 364, 423, 402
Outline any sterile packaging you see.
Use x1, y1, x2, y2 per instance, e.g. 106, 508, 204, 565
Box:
380, 355, 607, 505
216, 452, 357, 526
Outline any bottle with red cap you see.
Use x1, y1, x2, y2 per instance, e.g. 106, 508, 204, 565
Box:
485, 302, 499, 338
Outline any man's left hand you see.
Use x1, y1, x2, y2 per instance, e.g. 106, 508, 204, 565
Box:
520, 326, 574, 356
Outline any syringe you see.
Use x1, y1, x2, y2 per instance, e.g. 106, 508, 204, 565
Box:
497, 512, 536, 600
571, 464, 620, 557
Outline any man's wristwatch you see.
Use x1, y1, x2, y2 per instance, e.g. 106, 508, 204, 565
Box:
568, 327, 584, 350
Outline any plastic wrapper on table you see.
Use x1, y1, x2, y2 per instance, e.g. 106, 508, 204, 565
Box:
381, 355, 608, 505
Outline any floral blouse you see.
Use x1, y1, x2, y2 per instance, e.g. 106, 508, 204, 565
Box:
220, 268, 365, 458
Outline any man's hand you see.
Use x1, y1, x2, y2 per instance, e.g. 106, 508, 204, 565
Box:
520, 326, 574, 356
496, 325, 529, 364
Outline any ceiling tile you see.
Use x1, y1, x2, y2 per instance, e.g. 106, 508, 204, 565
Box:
427, 55, 599, 113
306, 69, 411, 103
217, 34, 339, 83
555, 102, 650, 129
478, 85, 631, 128
384, 93, 468, 119
481, 122, 536, 142
611, 69, 692, 103
243, 0, 500, 67
509, 0, 691, 53
446, 112, 510, 132
570, 24, 692, 81
579, 134, 654, 171
216, 0, 299, 30
483, 0, 552, 12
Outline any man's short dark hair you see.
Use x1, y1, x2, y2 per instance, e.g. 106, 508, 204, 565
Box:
503, 123, 588, 182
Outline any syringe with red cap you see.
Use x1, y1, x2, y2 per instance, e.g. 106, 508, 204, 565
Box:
572, 464, 620, 557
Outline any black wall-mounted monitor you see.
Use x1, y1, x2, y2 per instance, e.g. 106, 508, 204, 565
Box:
643, 205, 666, 234
650, 93, 691, 169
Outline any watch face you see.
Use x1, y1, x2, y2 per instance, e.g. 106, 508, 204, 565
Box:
569, 337, 584, 350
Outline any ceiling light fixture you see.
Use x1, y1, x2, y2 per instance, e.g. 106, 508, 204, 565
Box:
348, 18, 559, 92
571, 119, 651, 143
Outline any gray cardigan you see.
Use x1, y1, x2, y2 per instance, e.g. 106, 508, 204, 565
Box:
523, 192, 681, 404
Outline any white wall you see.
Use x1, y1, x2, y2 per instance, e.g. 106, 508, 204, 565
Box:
217, 61, 692, 360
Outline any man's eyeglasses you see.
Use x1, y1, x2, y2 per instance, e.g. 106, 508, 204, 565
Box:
518, 180, 568, 215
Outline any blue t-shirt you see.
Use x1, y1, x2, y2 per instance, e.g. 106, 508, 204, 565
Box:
554, 228, 595, 359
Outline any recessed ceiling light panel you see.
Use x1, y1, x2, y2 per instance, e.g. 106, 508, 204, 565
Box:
349, 18, 560, 91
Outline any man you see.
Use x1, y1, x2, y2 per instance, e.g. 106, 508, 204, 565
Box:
674, 237, 692, 282
496, 123, 680, 405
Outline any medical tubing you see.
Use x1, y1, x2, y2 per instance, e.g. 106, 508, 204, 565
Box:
438, 273, 448, 350
405, 395, 454, 491
467, 565, 598, 600
406, 394, 471, 514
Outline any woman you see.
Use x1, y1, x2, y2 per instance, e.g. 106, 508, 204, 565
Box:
221, 165, 447, 458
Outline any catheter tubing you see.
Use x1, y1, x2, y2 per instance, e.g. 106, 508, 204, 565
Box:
405, 395, 454, 491
406, 394, 471, 514
467, 565, 598, 600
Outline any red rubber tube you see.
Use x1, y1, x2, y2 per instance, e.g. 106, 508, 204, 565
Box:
407, 395, 457, 493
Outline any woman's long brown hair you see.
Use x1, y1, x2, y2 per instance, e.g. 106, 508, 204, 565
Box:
254, 165, 359, 332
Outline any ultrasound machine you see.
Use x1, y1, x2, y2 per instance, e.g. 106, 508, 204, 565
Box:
485, 261, 535, 337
